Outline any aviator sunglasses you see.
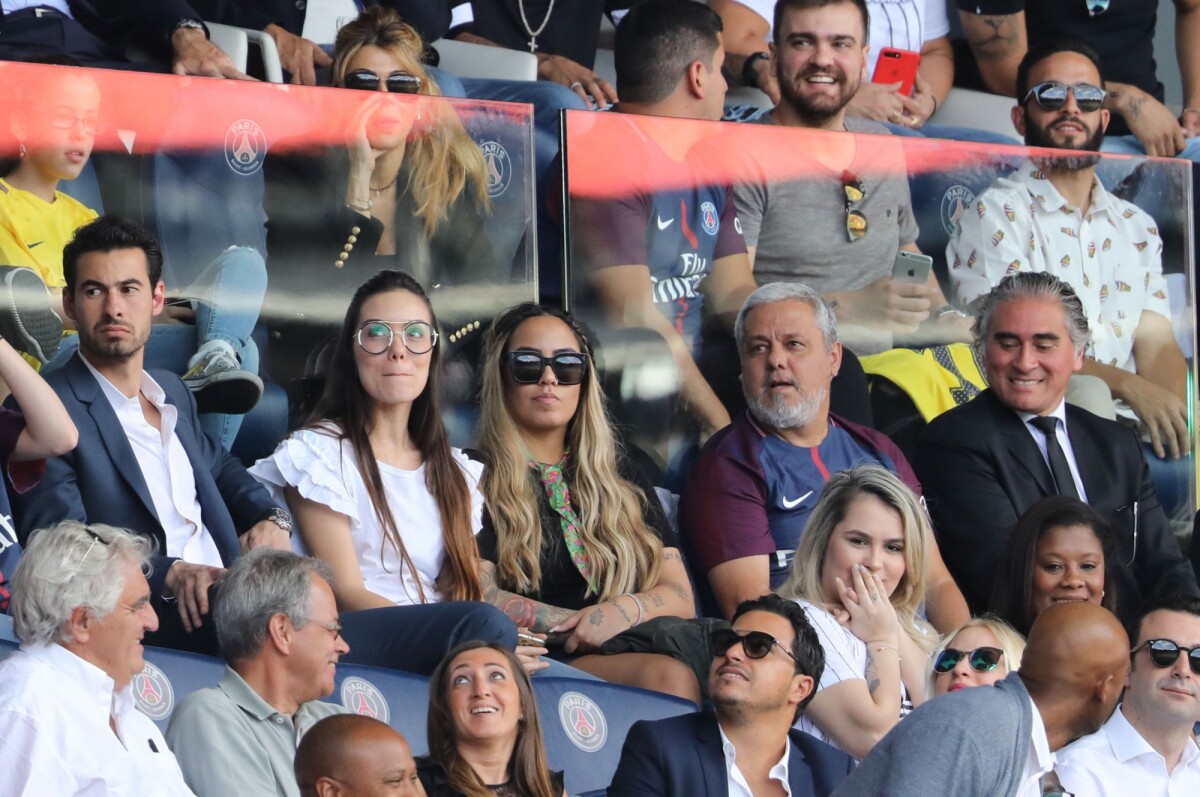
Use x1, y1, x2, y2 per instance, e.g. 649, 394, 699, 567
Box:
356, 319, 438, 355
1024, 82, 1107, 113
505, 351, 589, 385
1132, 639, 1200, 674
842, 170, 868, 242
710, 628, 798, 663
344, 69, 423, 94
932, 646, 1004, 674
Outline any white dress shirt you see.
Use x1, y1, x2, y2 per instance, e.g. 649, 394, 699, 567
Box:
1015, 694, 1055, 797
1017, 399, 1089, 502
0, 643, 196, 797
82, 356, 223, 567
1, 1, 73, 15
1055, 703, 1200, 797
718, 721, 793, 797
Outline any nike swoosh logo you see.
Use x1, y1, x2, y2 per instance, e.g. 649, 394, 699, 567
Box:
27, 241, 43, 248
782, 491, 813, 509
656, 215, 675, 230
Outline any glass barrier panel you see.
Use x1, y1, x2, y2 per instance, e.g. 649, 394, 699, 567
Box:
0, 62, 536, 453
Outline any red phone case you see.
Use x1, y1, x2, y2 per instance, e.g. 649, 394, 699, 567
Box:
873, 48, 920, 96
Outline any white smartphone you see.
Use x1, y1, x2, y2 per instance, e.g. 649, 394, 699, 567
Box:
892, 250, 933, 284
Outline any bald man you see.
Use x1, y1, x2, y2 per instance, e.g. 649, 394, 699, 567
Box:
295, 715, 426, 797
831, 602, 1128, 797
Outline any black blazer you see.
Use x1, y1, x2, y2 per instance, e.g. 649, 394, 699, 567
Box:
65, 0, 208, 60
913, 388, 1198, 619
608, 712, 854, 797
184, 0, 453, 42
10, 354, 278, 598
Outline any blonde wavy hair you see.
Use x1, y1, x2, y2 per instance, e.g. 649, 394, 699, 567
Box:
477, 304, 663, 600
332, 7, 489, 237
778, 466, 937, 653
926, 615, 1026, 697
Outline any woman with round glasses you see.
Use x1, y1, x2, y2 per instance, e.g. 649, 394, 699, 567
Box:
776, 465, 938, 759
990, 496, 1119, 636
472, 303, 703, 702
262, 6, 496, 384
252, 270, 485, 616
927, 616, 1025, 698
419, 641, 564, 797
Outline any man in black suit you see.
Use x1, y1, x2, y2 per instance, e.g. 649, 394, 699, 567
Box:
608, 593, 854, 797
913, 271, 1197, 621
0, 0, 247, 77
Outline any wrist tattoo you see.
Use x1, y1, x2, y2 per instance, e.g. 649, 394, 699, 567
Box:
614, 601, 633, 625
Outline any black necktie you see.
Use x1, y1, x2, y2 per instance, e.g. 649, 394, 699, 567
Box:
1029, 416, 1079, 499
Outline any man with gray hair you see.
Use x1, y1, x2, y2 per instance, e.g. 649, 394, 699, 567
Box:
680, 282, 968, 629
165, 548, 349, 797
0, 520, 196, 795
913, 271, 1197, 620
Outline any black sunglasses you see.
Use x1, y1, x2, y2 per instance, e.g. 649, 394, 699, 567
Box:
932, 646, 1004, 674
1133, 639, 1200, 674
344, 69, 422, 94
1024, 82, 1107, 113
842, 170, 867, 242
710, 628, 798, 664
505, 351, 589, 385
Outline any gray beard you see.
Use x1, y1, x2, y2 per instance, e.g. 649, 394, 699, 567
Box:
747, 384, 826, 430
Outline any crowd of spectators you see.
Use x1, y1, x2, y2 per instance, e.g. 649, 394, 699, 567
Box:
0, 0, 1199, 796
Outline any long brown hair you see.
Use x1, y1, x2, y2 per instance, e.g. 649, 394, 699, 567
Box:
427, 641, 558, 797
308, 269, 480, 602
332, 7, 489, 237
477, 303, 662, 600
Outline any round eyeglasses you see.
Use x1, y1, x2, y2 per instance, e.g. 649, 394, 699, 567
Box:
356, 319, 438, 355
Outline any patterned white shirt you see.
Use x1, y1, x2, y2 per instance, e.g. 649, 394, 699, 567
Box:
947, 161, 1169, 419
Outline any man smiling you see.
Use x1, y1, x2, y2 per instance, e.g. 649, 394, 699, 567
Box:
609, 594, 853, 797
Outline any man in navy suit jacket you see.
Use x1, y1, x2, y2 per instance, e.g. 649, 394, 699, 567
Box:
608, 594, 854, 796
11, 216, 288, 652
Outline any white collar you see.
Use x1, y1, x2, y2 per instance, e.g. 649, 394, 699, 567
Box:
717, 721, 792, 788
1029, 693, 1055, 773
1107, 703, 1200, 767
22, 641, 126, 722
80, 354, 167, 409
1013, 160, 1116, 218
1016, 398, 1069, 429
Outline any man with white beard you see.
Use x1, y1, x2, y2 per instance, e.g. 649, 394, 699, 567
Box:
680, 282, 967, 628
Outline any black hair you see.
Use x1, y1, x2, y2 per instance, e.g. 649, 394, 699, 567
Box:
1132, 592, 1200, 648
62, 215, 163, 294
989, 496, 1119, 635
774, 0, 870, 45
732, 593, 825, 713
1016, 39, 1105, 104
614, 0, 724, 105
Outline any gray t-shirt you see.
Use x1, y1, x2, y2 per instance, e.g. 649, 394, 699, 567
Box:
734, 116, 919, 290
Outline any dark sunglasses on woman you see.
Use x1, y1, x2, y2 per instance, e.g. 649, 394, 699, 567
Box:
1023, 82, 1107, 113
505, 351, 589, 385
710, 628, 798, 663
1133, 639, 1200, 674
344, 69, 422, 94
932, 646, 1004, 674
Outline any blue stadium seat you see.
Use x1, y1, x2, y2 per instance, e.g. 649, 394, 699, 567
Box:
0, 613, 14, 643
331, 660, 432, 755
531, 676, 696, 796
0, 636, 15, 656
134, 645, 227, 732
59, 159, 105, 215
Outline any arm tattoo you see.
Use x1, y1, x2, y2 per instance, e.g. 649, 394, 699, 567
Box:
589, 608, 606, 627
662, 551, 682, 562
665, 583, 690, 603
613, 601, 633, 625
491, 586, 573, 632
644, 591, 666, 608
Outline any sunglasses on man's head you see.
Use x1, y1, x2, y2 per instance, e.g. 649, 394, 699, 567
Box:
932, 646, 1004, 674
1024, 82, 1107, 113
1133, 639, 1200, 674
505, 351, 589, 385
710, 628, 798, 664
842, 170, 868, 242
344, 69, 422, 94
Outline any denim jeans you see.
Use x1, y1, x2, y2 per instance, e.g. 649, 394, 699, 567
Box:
46, 246, 267, 449
884, 121, 1022, 146
1101, 134, 1200, 163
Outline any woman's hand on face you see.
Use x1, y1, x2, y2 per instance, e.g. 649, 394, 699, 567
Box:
553, 602, 631, 654
835, 564, 900, 646
346, 94, 391, 179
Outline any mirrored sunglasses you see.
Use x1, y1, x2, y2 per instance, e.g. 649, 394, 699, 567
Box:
505, 351, 589, 385
710, 628, 798, 663
1024, 82, 1107, 113
344, 69, 422, 94
1133, 639, 1200, 674
356, 319, 438, 355
932, 646, 1004, 674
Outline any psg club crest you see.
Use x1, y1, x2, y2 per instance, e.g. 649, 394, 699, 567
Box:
340, 676, 390, 724
940, 185, 975, 236
700, 201, 719, 236
224, 119, 266, 176
479, 140, 512, 198
132, 662, 174, 721
557, 691, 607, 752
